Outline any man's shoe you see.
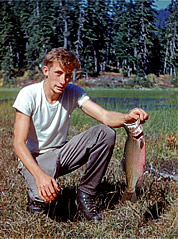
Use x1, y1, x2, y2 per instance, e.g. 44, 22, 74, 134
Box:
27, 193, 48, 214
76, 190, 102, 223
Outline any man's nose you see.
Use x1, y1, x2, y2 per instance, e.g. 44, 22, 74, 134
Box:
60, 74, 66, 84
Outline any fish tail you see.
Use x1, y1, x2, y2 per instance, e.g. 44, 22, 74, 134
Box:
122, 191, 137, 203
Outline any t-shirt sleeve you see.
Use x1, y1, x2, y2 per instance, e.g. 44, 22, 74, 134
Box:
13, 86, 34, 117
74, 85, 90, 108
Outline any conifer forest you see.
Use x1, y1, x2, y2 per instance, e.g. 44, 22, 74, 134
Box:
0, 0, 177, 85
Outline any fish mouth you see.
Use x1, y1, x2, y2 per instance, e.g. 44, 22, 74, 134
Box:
133, 131, 144, 139
124, 118, 143, 137
124, 117, 140, 128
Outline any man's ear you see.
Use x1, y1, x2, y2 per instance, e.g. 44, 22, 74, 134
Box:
42, 66, 49, 77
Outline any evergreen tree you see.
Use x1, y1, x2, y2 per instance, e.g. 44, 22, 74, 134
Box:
0, 1, 24, 83
80, 0, 110, 74
111, 0, 136, 76
22, 0, 59, 69
133, 0, 157, 75
0, 0, 176, 84
163, 0, 177, 76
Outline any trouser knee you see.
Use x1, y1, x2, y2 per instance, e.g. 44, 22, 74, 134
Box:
97, 124, 116, 148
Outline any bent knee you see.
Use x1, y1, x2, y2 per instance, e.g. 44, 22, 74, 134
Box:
97, 124, 116, 145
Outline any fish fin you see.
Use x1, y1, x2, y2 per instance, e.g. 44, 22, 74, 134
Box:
122, 191, 137, 203
140, 137, 145, 149
120, 157, 126, 172
136, 176, 143, 188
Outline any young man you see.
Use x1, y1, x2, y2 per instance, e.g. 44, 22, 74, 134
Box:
13, 47, 149, 223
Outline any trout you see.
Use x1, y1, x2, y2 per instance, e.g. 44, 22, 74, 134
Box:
121, 118, 146, 203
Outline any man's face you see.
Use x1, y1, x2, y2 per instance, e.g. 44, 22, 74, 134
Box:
42, 61, 73, 95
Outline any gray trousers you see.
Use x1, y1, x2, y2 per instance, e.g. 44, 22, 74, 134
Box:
20, 125, 116, 203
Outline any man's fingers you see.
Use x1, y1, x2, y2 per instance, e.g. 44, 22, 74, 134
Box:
138, 108, 149, 123
36, 175, 61, 202
38, 183, 58, 202
40, 188, 56, 202
45, 186, 56, 201
132, 108, 149, 121
38, 189, 48, 202
127, 108, 149, 125
52, 178, 60, 192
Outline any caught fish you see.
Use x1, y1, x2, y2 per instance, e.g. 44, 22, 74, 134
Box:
121, 118, 146, 203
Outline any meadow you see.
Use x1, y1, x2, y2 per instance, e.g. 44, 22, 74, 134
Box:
0, 87, 177, 238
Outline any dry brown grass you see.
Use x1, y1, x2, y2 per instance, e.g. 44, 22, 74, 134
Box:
0, 100, 177, 238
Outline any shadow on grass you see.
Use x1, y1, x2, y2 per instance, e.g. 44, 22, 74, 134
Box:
143, 201, 166, 221
43, 180, 168, 223
46, 187, 77, 222
44, 181, 125, 222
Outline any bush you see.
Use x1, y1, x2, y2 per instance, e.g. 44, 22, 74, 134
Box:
171, 78, 178, 87
126, 76, 152, 88
146, 74, 158, 84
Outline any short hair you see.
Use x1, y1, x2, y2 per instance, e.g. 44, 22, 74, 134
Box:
44, 47, 80, 72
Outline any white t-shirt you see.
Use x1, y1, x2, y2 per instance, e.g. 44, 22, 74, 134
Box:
13, 81, 89, 153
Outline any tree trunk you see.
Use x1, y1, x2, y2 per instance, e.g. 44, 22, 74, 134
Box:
133, 47, 137, 72
169, 18, 176, 77
36, 1, 39, 17
139, 2, 147, 74
94, 50, 97, 72
64, 16, 68, 49
117, 61, 120, 71
72, 68, 76, 82
128, 64, 130, 78
63, 0, 68, 49
76, 7, 83, 60
163, 45, 168, 74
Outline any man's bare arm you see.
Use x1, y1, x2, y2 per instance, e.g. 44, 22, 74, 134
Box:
13, 110, 59, 202
81, 99, 149, 127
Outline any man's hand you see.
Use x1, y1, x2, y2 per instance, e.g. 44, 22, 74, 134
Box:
81, 100, 149, 128
125, 108, 149, 124
35, 172, 60, 203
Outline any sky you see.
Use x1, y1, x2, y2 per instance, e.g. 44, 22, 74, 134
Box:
154, 0, 172, 10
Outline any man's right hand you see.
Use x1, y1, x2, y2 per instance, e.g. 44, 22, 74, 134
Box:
35, 172, 60, 203
125, 108, 149, 124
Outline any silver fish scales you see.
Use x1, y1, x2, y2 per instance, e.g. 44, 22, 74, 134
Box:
121, 118, 146, 202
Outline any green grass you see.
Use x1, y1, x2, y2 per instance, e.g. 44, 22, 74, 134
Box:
0, 86, 177, 99
0, 88, 177, 238
85, 87, 178, 99
0, 87, 20, 100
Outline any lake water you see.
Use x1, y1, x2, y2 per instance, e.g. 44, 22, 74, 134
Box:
91, 97, 177, 111
0, 97, 177, 111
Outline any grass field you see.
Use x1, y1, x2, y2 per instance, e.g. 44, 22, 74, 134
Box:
0, 87, 177, 238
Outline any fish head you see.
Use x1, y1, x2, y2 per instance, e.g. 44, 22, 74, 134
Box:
124, 118, 143, 137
